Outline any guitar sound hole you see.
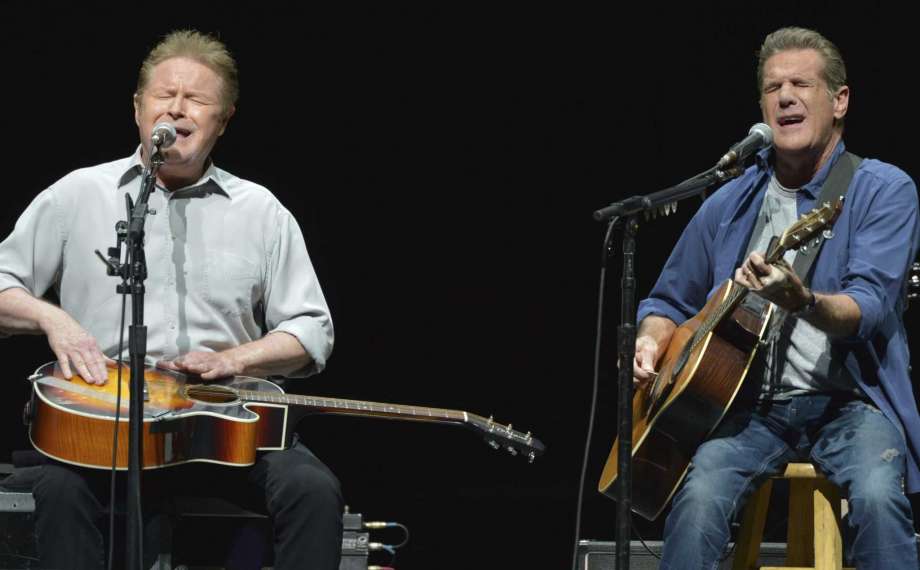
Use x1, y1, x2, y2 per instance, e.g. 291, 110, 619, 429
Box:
185, 385, 238, 405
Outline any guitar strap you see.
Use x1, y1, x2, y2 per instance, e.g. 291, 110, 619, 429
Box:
789, 151, 862, 285
742, 151, 863, 397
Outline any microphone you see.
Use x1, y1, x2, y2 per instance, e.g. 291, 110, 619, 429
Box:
716, 123, 773, 169
151, 122, 177, 149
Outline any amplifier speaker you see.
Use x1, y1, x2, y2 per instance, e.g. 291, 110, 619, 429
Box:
576, 539, 789, 570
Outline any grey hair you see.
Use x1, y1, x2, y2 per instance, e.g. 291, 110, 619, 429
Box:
137, 30, 239, 117
757, 27, 847, 96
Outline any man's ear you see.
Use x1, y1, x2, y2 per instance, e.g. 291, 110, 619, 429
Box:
833, 85, 850, 121
133, 93, 141, 127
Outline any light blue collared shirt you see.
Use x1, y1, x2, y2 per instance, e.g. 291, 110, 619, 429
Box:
0, 148, 333, 377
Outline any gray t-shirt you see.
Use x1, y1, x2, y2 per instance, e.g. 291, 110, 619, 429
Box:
746, 175, 857, 398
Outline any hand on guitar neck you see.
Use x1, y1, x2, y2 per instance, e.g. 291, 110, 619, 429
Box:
734, 251, 813, 312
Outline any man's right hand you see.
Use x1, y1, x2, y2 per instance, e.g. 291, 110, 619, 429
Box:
43, 311, 108, 385
633, 335, 660, 387
631, 315, 677, 388
0, 288, 108, 384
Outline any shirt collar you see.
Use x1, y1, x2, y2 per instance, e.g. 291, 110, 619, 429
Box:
117, 145, 231, 198
753, 139, 847, 198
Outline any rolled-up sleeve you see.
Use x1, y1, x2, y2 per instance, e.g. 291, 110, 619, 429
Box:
637, 198, 719, 326
840, 175, 920, 341
263, 208, 333, 377
0, 187, 65, 297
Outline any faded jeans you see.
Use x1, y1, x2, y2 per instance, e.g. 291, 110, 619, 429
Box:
659, 393, 918, 570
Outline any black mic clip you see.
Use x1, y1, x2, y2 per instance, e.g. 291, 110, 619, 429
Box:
715, 165, 745, 182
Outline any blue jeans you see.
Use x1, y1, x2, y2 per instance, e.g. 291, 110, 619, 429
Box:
659, 393, 918, 570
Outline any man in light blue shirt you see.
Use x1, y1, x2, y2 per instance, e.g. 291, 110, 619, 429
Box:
0, 30, 342, 570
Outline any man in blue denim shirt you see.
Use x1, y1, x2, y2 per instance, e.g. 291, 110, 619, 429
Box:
634, 27, 920, 569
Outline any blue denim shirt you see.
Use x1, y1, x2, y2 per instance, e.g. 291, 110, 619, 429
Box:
637, 140, 920, 491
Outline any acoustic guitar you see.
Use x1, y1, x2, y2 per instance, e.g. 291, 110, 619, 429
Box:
597, 200, 841, 520
25, 361, 545, 470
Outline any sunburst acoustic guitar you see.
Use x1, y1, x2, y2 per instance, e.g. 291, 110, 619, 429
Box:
25, 361, 545, 470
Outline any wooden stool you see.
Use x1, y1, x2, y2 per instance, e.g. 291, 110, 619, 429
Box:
732, 462, 854, 570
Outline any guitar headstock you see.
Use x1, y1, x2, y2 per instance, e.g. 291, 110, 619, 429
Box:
769, 198, 843, 262
466, 414, 546, 462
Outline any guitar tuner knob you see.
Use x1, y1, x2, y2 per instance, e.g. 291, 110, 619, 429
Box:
487, 415, 494, 423
506, 423, 513, 431
506, 446, 518, 456
525, 431, 532, 440
528, 451, 536, 463
487, 439, 500, 450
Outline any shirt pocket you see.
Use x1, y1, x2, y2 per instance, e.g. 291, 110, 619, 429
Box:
202, 250, 260, 319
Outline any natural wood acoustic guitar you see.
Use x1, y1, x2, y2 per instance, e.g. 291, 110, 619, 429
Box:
597, 199, 841, 520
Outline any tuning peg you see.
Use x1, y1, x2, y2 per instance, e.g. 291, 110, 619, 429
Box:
525, 431, 532, 441
487, 415, 494, 423
506, 423, 513, 432
487, 439, 500, 450
528, 451, 536, 463
506, 446, 518, 456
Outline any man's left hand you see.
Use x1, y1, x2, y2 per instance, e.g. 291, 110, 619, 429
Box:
157, 351, 244, 380
734, 252, 811, 312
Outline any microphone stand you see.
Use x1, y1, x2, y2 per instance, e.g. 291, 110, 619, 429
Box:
103, 142, 164, 570
594, 164, 742, 570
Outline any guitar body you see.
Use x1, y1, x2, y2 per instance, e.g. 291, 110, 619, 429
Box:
598, 279, 772, 520
28, 361, 290, 470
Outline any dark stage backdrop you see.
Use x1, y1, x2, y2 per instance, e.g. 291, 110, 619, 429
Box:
2, 3, 919, 569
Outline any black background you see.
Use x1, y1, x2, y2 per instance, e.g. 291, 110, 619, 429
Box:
2, 3, 919, 568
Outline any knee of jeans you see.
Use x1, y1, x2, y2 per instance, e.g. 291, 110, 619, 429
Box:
677, 469, 735, 514
846, 467, 907, 515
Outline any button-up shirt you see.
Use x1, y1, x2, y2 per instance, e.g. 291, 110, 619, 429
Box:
0, 148, 333, 377
637, 141, 920, 491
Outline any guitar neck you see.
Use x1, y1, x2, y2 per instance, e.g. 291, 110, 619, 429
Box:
223, 384, 545, 461
237, 389, 470, 425
698, 282, 750, 337
706, 240, 791, 328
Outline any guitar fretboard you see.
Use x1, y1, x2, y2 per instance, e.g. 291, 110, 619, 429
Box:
235, 389, 469, 424
687, 240, 788, 353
